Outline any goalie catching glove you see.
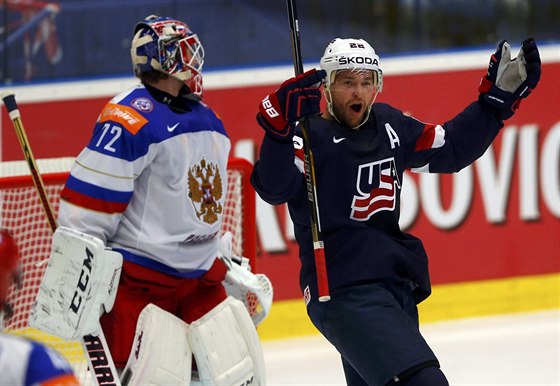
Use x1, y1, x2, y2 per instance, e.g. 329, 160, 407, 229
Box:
29, 227, 122, 340
218, 232, 273, 326
478, 38, 541, 120
257, 68, 326, 143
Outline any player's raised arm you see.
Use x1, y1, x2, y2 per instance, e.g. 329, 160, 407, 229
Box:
251, 69, 325, 205
405, 38, 542, 174
251, 32, 544, 385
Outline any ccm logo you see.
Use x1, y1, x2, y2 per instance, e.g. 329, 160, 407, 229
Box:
70, 246, 94, 313
261, 96, 279, 118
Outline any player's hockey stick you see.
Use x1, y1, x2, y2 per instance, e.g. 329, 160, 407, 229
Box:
1, 90, 122, 386
286, 0, 330, 302
0, 93, 57, 231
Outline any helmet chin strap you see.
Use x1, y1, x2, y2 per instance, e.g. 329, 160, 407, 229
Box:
324, 88, 337, 122
324, 88, 379, 130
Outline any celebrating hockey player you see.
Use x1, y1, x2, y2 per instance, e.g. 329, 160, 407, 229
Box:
0, 229, 80, 385
251, 37, 541, 385
29, 15, 268, 385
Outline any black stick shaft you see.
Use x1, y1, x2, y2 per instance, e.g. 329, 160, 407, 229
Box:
286, 0, 330, 301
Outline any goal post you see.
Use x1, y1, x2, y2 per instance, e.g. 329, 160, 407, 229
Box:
0, 156, 256, 385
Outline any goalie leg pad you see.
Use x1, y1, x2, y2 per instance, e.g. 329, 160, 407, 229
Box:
189, 296, 266, 385
29, 226, 122, 340
121, 303, 192, 386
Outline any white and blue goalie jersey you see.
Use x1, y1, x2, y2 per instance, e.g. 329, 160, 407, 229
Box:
58, 85, 230, 278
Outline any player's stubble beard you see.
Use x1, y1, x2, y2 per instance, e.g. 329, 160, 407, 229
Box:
328, 94, 375, 130
336, 100, 366, 129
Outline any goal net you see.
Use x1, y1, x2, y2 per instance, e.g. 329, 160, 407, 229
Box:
0, 156, 256, 385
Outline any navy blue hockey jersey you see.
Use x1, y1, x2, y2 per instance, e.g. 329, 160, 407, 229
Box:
251, 101, 503, 303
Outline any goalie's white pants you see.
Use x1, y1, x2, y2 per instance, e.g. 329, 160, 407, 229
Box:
122, 297, 266, 386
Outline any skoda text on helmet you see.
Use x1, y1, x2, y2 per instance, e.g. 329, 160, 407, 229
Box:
320, 38, 383, 129
131, 15, 205, 97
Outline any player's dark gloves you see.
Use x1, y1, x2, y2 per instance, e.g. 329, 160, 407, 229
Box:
478, 38, 541, 121
257, 68, 326, 143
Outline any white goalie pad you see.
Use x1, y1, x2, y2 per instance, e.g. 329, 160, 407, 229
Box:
29, 226, 122, 340
189, 296, 266, 386
121, 304, 192, 386
219, 232, 273, 326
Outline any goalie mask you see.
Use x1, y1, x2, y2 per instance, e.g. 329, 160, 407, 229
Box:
0, 229, 20, 322
131, 15, 205, 97
320, 38, 383, 129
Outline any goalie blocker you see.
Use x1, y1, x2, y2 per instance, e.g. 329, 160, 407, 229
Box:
29, 226, 122, 340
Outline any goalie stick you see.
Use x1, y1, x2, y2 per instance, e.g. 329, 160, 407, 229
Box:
1, 90, 122, 386
286, 0, 330, 302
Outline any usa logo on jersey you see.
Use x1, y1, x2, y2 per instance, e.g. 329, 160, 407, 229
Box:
350, 157, 400, 221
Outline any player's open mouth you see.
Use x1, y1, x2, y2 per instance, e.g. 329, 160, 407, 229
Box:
350, 103, 362, 113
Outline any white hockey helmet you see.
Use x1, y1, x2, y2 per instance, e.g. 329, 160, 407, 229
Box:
131, 15, 205, 97
320, 38, 383, 129
320, 38, 383, 92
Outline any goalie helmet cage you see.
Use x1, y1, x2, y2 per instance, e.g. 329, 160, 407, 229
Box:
0, 156, 256, 385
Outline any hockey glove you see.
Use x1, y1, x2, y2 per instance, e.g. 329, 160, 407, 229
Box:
478, 38, 541, 120
257, 68, 326, 143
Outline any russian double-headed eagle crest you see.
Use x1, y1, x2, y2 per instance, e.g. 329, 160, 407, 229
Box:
187, 158, 223, 224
